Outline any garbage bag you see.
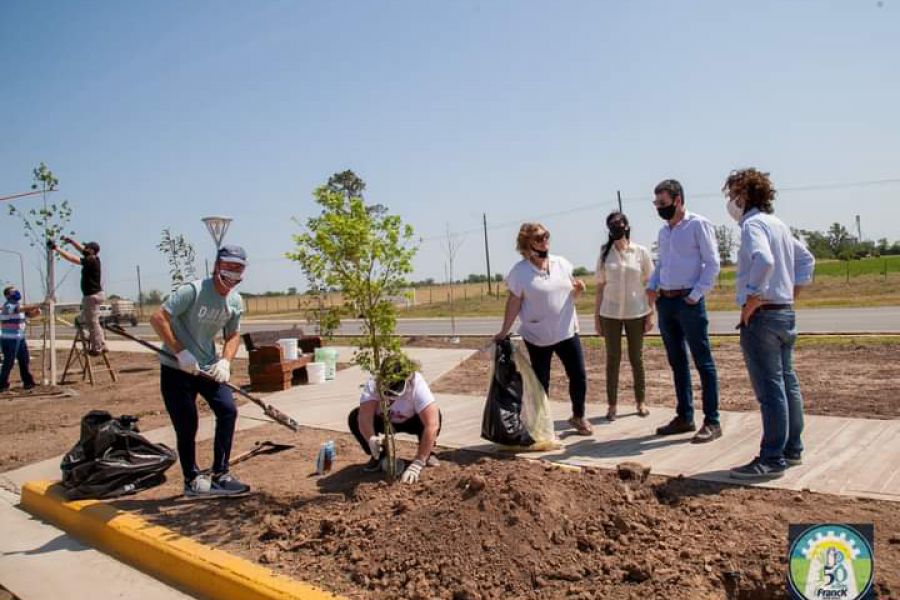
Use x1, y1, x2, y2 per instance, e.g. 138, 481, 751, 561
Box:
481, 338, 558, 451
60, 410, 176, 500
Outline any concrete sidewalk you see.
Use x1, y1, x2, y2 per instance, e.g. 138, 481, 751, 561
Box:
0, 489, 192, 600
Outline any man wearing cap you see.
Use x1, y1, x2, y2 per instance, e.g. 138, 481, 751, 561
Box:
51, 236, 106, 354
149, 245, 250, 497
1, 285, 40, 392
347, 353, 442, 484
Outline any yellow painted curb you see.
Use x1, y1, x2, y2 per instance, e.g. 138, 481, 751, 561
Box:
20, 481, 343, 600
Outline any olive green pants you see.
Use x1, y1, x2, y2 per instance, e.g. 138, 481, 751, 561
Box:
600, 316, 646, 406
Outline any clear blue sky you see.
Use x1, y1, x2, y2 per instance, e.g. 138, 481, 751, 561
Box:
2, 1, 898, 302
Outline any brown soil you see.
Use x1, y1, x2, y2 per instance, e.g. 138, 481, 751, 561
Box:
430, 339, 900, 420
0, 351, 249, 473
115, 423, 900, 600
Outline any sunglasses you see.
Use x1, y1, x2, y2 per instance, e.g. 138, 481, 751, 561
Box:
532, 232, 550, 242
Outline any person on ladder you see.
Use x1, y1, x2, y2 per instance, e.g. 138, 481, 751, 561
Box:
149, 245, 250, 498
1, 286, 40, 392
50, 237, 107, 355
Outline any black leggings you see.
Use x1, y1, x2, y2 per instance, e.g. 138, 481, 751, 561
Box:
523, 334, 587, 418
347, 406, 442, 456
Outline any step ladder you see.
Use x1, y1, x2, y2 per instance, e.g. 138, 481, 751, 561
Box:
61, 326, 117, 385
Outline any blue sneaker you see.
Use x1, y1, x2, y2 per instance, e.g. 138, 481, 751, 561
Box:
730, 457, 786, 481
211, 472, 250, 496
784, 453, 803, 466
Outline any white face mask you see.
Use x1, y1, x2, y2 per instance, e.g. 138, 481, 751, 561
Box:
727, 198, 744, 222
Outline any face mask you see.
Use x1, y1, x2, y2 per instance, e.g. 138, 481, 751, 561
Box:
727, 198, 744, 222
609, 225, 628, 240
532, 248, 549, 259
216, 269, 243, 290
385, 376, 409, 398
8, 290, 22, 303
657, 204, 677, 220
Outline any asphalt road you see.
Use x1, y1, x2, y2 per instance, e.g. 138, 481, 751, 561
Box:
46, 306, 900, 340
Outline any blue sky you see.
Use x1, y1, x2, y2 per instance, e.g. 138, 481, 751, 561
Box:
2, 1, 898, 301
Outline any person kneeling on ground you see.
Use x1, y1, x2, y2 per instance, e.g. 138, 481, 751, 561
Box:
149, 244, 250, 498
348, 354, 442, 484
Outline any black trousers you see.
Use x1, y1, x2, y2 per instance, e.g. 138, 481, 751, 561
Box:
347, 406, 442, 456
523, 334, 587, 418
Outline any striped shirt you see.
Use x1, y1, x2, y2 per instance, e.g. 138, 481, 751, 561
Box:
1, 301, 27, 340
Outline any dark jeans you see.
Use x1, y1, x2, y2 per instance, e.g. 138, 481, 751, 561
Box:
599, 317, 646, 405
1, 338, 35, 388
523, 334, 587, 419
160, 365, 237, 483
656, 297, 720, 425
740, 309, 804, 467
347, 406, 442, 455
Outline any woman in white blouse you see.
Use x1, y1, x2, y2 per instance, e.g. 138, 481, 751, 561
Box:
594, 212, 654, 420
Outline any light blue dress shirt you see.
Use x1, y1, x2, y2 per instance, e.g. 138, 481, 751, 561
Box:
735, 208, 815, 307
647, 211, 721, 302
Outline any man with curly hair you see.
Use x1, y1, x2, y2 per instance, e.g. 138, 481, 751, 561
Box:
724, 168, 815, 480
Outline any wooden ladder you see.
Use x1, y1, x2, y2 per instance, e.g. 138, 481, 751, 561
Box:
61, 326, 118, 385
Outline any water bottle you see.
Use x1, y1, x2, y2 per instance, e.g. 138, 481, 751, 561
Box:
316, 440, 336, 475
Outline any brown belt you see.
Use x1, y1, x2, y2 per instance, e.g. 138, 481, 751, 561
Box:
659, 289, 692, 298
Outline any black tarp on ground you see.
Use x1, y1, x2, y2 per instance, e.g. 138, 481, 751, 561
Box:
60, 410, 176, 500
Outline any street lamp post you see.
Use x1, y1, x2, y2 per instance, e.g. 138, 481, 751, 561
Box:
201, 216, 233, 249
0, 249, 26, 299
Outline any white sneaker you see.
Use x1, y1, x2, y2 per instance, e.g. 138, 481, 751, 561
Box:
184, 474, 212, 497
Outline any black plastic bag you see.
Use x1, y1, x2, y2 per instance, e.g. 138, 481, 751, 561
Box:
481, 338, 535, 447
60, 410, 176, 500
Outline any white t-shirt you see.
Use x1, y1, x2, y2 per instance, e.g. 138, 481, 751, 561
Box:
595, 243, 653, 320
359, 372, 436, 423
505, 254, 579, 347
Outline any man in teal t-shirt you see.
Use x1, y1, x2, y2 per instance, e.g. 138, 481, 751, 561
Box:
150, 245, 249, 497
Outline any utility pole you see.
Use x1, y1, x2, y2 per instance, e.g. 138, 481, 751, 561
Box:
617, 190, 623, 213
482, 213, 492, 295
136, 265, 144, 320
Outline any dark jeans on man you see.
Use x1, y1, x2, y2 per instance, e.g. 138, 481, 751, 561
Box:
160, 365, 237, 483
656, 296, 720, 425
1, 338, 35, 389
523, 334, 587, 419
740, 309, 804, 467
348, 406, 443, 455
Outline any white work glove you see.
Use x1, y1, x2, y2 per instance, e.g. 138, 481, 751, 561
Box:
207, 359, 231, 383
400, 459, 425, 484
367, 435, 384, 461
175, 349, 199, 374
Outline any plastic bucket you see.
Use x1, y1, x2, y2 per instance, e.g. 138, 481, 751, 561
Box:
277, 338, 298, 361
314, 347, 339, 380
307, 362, 326, 384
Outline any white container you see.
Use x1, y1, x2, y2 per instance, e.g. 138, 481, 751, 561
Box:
307, 361, 326, 384
314, 347, 339, 380
277, 338, 298, 361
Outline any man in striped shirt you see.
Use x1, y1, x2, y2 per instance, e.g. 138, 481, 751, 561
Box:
1, 286, 40, 392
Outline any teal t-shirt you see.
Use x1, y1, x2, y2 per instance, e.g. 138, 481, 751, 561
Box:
160, 279, 243, 370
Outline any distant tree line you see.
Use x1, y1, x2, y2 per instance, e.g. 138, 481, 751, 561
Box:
792, 223, 900, 260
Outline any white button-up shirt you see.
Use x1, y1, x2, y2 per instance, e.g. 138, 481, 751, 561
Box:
595, 242, 653, 320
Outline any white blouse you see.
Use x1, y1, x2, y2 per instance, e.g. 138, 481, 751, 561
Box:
595, 242, 653, 320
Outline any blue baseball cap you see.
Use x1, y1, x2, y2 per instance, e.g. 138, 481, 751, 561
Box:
217, 244, 248, 266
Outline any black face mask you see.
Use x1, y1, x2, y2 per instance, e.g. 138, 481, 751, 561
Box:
609, 225, 628, 240
657, 204, 677, 220
532, 248, 548, 259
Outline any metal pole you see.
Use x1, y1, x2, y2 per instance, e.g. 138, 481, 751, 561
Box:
136, 265, 144, 319
42, 180, 57, 386
617, 190, 623, 213
483, 213, 492, 295
0, 249, 26, 299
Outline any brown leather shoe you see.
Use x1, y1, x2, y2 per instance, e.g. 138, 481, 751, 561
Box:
691, 422, 722, 444
656, 416, 696, 436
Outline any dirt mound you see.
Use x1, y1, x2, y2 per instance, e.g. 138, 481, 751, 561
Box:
251, 458, 789, 599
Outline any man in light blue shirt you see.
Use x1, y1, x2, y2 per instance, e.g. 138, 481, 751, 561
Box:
646, 179, 722, 443
150, 244, 250, 498
724, 169, 815, 481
